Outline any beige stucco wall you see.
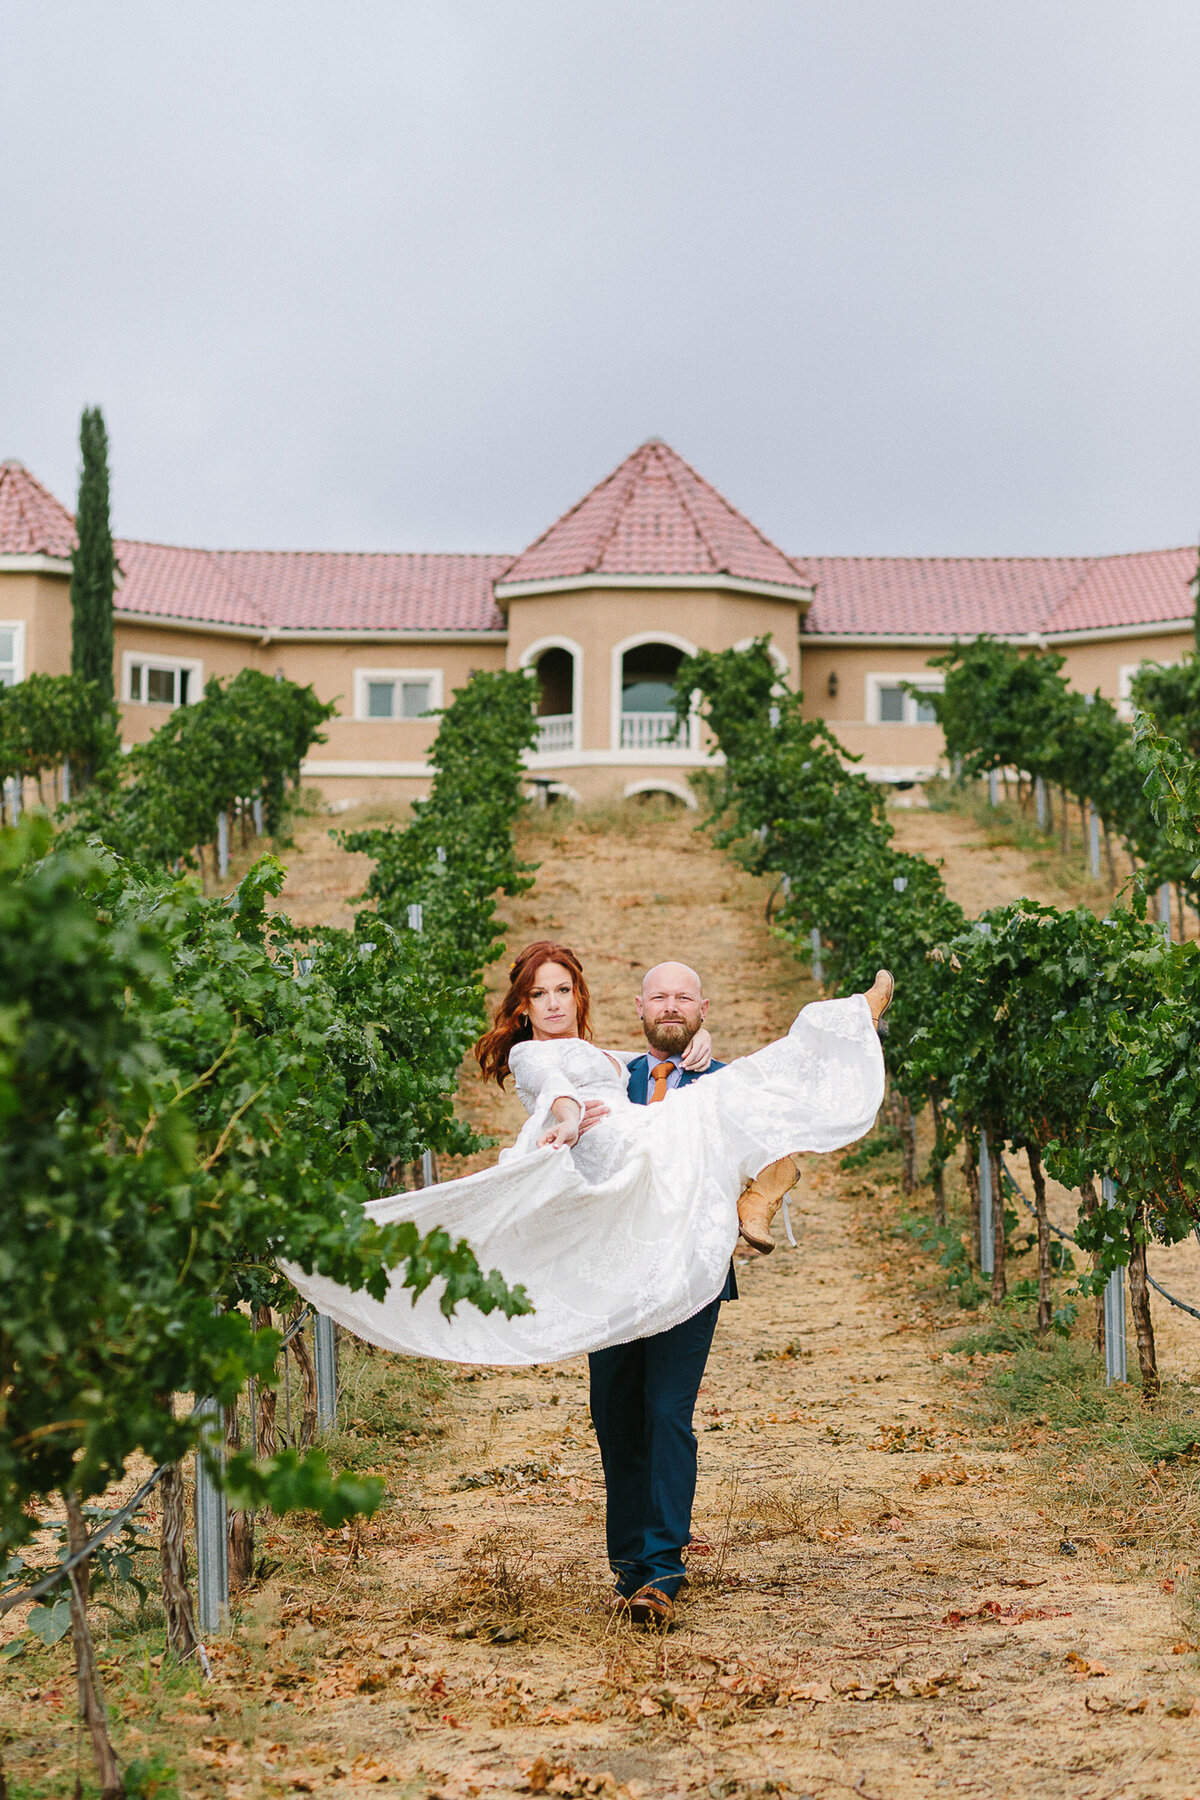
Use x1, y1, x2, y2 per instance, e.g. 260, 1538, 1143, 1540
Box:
274, 636, 505, 768
0, 567, 74, 678
505, 585, 802, 754
113, 622, 267, 744
1054, 631, 1192, 705
798, 641, 947, 776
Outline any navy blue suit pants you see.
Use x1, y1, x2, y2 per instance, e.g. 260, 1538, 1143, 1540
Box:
588, 1296, 722, 1599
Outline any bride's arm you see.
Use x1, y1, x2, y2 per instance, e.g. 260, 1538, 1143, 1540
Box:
507, 1041, 584, 1148
538, 1096, 582, 1150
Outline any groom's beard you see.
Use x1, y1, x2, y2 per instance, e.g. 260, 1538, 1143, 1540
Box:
643, 1018, 696, 1057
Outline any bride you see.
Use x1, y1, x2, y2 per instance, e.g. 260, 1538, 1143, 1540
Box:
283, 941, 889, 1365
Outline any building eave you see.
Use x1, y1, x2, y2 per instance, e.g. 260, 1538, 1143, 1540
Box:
0, 553, 72, 575
494, 572, 813, 605
1041, 618, 1193, 646
113, 609, 508, 646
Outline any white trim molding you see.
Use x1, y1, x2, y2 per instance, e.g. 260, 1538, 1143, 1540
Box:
864, 670, 944, 727
495, 571, 813, 605
611, 629, 700, 755
122, 648, 203, 707
524, 746, 723, 770
0, 619, 27, 685
112, 609, 509, 647
302, 759, 432, 778
352, 666, 444, 722
859, 762, 945, 784
518, 633, 584, 755
0, 553, 71, 576
623, 778, 699, 810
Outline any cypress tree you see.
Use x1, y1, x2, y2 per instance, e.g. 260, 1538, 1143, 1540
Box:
69, 406, 115, 702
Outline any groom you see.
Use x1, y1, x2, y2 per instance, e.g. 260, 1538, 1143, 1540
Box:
584, 960, 736, 1629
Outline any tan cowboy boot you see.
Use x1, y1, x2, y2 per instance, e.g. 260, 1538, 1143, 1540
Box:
737, 1156, 799, 1254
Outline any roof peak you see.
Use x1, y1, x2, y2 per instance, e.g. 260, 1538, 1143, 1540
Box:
497, 438, 813, 595
0, 459, 77, 559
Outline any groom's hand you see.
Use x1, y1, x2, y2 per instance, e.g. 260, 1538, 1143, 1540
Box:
577, 1100, 610, 1136
681, 1027, 713, 1072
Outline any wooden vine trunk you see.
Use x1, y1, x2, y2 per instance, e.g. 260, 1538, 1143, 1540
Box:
899, 1095, 918, 1194
1027, 1144, 1053, 1335
290, 1311, 318, 1451
928, 1090, 947, 1225
64, 1490, 124, 1798
1127, 1228, 1160, 1403
963, 1136, 980, 1267
225, 1400, 255, 1591
254, 1304, 278, 1464
159, 1461, 200, 1659
1078, 1176, 1106, 1358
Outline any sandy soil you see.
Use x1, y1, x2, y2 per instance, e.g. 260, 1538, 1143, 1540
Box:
261, 799, 1200, 1798
5, 799, 1198, 1799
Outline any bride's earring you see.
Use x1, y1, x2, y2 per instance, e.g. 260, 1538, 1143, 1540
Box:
519, 1013, 528, 1026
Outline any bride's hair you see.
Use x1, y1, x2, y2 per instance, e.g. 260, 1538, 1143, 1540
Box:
475, 940, 593, 1087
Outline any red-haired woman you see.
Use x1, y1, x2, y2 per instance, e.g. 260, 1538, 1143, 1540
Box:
283, 940, 892, 1369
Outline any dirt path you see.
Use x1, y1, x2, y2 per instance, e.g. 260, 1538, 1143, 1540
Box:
267, 803, 1200, 1798
7, 800, 1198, 1800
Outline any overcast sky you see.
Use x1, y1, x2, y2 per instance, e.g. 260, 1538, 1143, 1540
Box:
4, 2, 1200, 558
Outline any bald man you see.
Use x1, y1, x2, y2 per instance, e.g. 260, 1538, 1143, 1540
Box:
586, 961, 796, 1629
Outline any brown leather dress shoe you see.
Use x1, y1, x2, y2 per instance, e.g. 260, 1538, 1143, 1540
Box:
627, 1584, 674, 1629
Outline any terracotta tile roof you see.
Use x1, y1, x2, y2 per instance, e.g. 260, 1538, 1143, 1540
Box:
112, 541, 509, 635
0, 460, 77, 559
3, 454, 1194, 642
1040, 547, 1195, 636
498, 439, 813, 593
803, 549, 1194, 638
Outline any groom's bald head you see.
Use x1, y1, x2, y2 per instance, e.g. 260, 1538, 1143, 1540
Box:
636, 961, 708, 1054
640, 961, 704, 1002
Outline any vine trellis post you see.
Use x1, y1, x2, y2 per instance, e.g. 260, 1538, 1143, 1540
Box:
1159, 882, 1172, 940
193, 1397, 228, 1635
978, 1128, 994, 1275
313, 1315, 338, 1431
1101, 1175, 1128, 1384
1088, 804, 1101, 880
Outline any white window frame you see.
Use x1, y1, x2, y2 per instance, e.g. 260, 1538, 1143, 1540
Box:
865, 672, 944, 726
0, 620, 26, 687
353, 667, 443, 723
610, 630, 700, 754
122, 650, 203, 708
1117, 659, 1181, 722
519, 635, 583, 757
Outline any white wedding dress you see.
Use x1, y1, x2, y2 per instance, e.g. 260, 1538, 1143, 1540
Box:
282, 995, 884, 1367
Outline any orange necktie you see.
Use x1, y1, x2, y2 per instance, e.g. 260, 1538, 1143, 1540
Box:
649, 1060, 674, 1103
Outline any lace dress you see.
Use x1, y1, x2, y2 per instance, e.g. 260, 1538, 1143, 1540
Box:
282, 996, 883, 1365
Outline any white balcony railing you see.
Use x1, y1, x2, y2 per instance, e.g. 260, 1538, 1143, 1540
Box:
536, 713, 575, 753
620, 711, 685, 751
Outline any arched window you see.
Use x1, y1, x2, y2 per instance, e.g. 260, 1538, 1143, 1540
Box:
523, 640, 579, 753
620, 642, 685, 750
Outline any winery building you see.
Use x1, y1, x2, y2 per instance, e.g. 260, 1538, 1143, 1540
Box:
0, 439, 1193, 807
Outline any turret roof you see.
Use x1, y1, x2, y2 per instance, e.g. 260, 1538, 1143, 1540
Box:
497, 439, 814, 594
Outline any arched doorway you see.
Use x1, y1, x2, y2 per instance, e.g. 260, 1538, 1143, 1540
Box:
525, 642, 577, 753
618, 639, 690, 750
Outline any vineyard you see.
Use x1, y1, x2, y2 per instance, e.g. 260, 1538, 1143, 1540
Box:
674, 638, 1200, 1394
0, 668, 538, 1796
3, 645, 1200, 1797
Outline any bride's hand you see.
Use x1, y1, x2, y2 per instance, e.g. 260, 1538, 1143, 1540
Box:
680, 1027, 714, 1072
537, 1118, 579, 1151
